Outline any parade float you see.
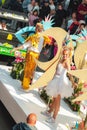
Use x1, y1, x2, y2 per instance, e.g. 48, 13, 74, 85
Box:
0, 12, 87, 129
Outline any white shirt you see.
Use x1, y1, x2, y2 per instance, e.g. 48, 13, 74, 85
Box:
27, 4, 34, 13
49, 4, 55, 10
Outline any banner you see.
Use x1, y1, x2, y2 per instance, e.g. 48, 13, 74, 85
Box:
0, 46, 26, 57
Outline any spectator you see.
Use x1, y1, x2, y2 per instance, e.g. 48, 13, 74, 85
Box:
33, 1, 40, 14
67, 0, 80, 16
67, 12, 78, 30
75, 20, 86, 34
54, 3, 66, 27
12, 113, 37, 130
22, 0, 30, 13
49, 9, 56, 25
68, 21, 79, 34
64, 0, 70, 11
57, 0, 65, 6
0, 20, 7, 30
49, 0, 55, 11
8, 0, 23, 12
77, 0, 87, 21
28, 9, 39, 26
27, 0, 36, 14
69, 20, 86, 35
39, 0, 51, 20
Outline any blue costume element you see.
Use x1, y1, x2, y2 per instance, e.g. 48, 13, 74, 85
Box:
15, 18, 54, 44
70, 35, 80, 41
63, 33, 71, 46
70, 29, 87, 47
15, 26, 35, 44
70, 29, 87, 41
41, 19, 54, 30
81, 29, 87, 37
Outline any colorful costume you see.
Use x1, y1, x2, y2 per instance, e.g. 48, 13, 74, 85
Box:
22, 33, 51, 90
46, 63, 73, 98
15, 19, 54, 44
14, 17, 54, 90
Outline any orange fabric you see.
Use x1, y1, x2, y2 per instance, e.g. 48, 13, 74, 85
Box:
22, 51, 39, 90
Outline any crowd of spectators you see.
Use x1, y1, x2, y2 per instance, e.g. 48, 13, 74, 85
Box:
0, 0, 87, 33
0, 0, 87, 62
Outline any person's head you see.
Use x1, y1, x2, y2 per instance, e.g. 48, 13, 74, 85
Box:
27, 113, 37, 126
62, 47, 72, 61
44, 0, 49, 6
83, 0, 87, 5
1, 20, 6, 29
49, 0, 54, 4
50, 9, 56, 15
33, 9, 38, 16
79, 20, 86, 30
71, 12, 77, 20
35, 1, 39, 6
31, 0, 36, 6
57, 3, 63, 10
35, 22, 44, 33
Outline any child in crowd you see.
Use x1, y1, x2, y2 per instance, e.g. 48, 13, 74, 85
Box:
28, 9, 39, 26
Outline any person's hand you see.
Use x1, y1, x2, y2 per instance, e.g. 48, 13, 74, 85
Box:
10, 48, 17, 54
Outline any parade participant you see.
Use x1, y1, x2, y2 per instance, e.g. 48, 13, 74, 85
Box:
11, 22, 51, 90
42, 46, 73, 123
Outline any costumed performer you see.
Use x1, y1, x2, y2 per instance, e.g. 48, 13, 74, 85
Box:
41, 46, 74, 123
11, 22, 51, 90
14, 15, 54, 44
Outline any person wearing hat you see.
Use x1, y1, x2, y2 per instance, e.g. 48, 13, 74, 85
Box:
12, 113, 37, 130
